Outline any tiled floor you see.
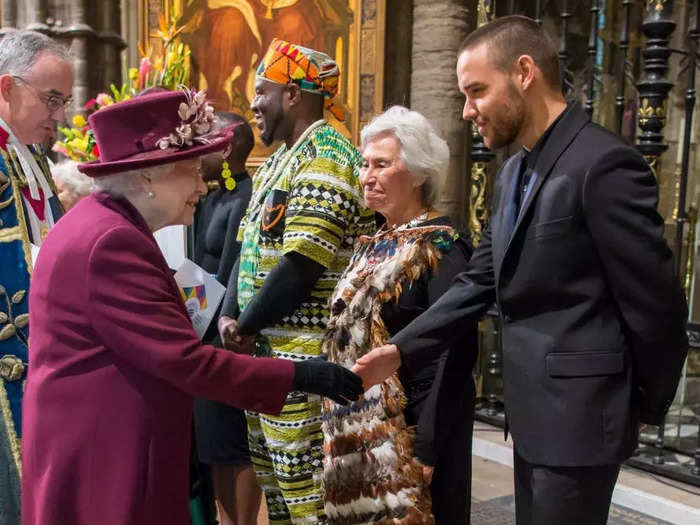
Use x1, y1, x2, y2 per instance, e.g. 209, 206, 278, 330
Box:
470, 421, 700, 525
247, 434, 698, 524
471, 497, 515, 524
250, 457, 679, 525
470, 493, 675, 524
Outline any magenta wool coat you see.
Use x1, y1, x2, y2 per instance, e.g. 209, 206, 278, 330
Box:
22, 192, 294, 525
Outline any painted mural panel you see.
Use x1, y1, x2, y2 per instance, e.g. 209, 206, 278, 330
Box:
139, 0, 385, 159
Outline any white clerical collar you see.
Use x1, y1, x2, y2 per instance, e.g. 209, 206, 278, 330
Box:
0, 116, 51, 200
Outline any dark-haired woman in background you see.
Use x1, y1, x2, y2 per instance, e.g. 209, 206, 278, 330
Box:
192, 112, 261, 525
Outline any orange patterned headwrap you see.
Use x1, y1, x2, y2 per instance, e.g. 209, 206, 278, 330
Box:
256, 38, 345, 121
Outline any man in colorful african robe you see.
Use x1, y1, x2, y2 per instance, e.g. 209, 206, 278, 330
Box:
0, 30, 73, 523
217, 39, 374, 524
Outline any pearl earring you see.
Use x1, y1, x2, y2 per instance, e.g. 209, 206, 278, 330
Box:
148, 191, 155, 198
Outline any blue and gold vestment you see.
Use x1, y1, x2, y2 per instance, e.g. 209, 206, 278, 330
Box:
0, 124, 62, 522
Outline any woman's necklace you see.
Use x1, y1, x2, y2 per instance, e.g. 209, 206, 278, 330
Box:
355, 208, 436, 274
385, 208, 432, 232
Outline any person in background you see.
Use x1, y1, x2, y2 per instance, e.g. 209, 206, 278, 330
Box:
194, 112, 253, 288
217, 39, 375, 524
21, 89, 362, 525
192, 112, 260, 525
0, 29, 72, 524
51, 158, 94, 211
321, 105, 477, 524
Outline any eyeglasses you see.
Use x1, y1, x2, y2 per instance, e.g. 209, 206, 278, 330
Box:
12, 75, 72, 114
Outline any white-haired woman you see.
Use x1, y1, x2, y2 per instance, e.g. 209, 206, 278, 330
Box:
321, 106, 478, 524
51, 158, 94, 210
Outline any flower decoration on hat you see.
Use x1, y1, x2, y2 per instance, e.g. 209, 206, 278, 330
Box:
156, 88, 217, 150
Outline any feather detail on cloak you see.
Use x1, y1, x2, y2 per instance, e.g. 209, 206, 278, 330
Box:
321, 224, 455, 524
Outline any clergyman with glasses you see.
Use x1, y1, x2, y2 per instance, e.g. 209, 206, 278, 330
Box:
0, 29, 72, 523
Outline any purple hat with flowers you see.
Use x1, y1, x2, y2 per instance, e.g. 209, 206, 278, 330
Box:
78, 89, 233, 177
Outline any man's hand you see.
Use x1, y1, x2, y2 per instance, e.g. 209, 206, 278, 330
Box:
351, 344, 402, 390
218, 316, 255, 354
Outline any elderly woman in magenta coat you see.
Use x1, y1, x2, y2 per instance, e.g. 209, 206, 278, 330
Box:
21, 90, 362, 525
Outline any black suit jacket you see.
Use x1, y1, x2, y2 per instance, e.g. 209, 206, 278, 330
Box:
391, 104, 688, 467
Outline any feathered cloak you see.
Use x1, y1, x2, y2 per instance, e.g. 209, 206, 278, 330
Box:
321, 224, 456, 525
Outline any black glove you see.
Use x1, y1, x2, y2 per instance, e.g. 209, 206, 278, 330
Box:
292, 355, 363, 405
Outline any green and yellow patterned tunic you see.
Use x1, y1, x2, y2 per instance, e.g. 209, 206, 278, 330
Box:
237, 120, 374, 361
236, 120, 374, 524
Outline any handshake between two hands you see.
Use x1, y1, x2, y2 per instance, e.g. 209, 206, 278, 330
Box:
217, 316, 256, 355
217, 317, 433, 482
217, 315, 403, 400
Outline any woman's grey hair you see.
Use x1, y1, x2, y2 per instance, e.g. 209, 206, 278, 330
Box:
93, 164, 171, 198
0, 30, 71, 76
360, 105, 449, 207
52, 159, 94, 196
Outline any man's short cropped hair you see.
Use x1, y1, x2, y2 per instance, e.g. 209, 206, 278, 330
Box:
459, 15, 561, 90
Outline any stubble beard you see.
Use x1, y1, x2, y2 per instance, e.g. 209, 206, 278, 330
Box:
488, 84, 526, 150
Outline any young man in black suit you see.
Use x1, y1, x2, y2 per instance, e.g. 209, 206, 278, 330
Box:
354, 15, 688, 525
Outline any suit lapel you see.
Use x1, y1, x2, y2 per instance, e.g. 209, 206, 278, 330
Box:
499, 104, 590, 279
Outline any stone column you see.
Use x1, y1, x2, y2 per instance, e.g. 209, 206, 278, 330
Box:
384, 0, 412, 107
25, 0, 51, 33
0, 0, 18, 35
97, 0, 125, 91
410, 0, 471, 226
121, 0, 140, 79
65, 0, 94, 111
